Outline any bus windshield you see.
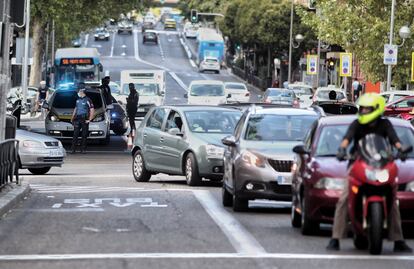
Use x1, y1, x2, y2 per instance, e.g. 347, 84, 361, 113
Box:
56, 65, 99, 86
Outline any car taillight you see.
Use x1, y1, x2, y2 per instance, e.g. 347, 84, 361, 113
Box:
265, 98, 271, 104
312, 96, 317, 102
293, 99, 299, 108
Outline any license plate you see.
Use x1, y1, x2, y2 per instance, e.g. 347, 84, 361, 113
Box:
137, 108, 145, 112
277, 175, 290, 185
66, 126, 73, 131
49, 149, 62, 157
111, 120, 115, 124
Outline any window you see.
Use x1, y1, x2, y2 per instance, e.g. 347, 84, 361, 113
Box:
146, 108, 165, 130
190, 84, 224, 97
394, 99, 414, 108
315, 125, 349, 156
185, 110, 241, 133
234, 110, 248, 140
165, 111, 183, 132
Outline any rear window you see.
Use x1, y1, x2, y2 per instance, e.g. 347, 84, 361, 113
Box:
225, 83, 246, 90
268, 90, 293, 97
290, 87, 312, 96
206, 58, 218, 63
317, 90, 345, 100
190, 84, 224, 96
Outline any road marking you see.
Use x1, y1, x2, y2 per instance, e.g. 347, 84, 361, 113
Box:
48, 198, 167, 209
82, 227, 100, 233
193, 190, 266, 255
158, 37, 165, 61
84, 34, 89, 47
0, 252, 413, 261
121, 44, 127, 56
91, 44, 102, 48
189, 59, 196, 68
110, 33, 115, 57
52, 203, 62, 209
17, 208, 105, 213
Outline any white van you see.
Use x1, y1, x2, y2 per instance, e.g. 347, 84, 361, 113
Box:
119, 70, 166, 117
185, 80, 228, 105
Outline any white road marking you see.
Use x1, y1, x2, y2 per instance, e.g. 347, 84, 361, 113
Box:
110, 33, 116, 57
51, 203, 62, 209
84, 34, 89, 47
121, 44, 127, 56
82, 227, 100, 233
91, 44, 102, 48
0, 252, 413, 261
116, 228, 130, 232
158, 37, 165, 61
189, 59, 196, 68
193, 190, 266, 255
17, 208, 105, 213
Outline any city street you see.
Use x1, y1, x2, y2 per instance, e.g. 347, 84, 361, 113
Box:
0, 22, 412, 269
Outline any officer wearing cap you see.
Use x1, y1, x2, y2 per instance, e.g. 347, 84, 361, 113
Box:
70, 83, 94, 154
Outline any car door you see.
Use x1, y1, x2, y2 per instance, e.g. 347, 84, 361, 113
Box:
142, 107, 167, 170
160, 109, 187, 173
386, 98, 414, 117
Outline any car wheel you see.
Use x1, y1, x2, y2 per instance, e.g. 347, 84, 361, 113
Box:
184, 153, 201, 186
222, 185, 233, 207
291, 197, 302, 228
232, 194, 248, 212
301, 193, 319, 235
216, 70, 220, 74
132, 150, 151, 182
28, 167, 51, 175
94, 38, 98, 41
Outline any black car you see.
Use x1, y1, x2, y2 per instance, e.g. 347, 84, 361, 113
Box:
312, 101, 358, 115
143, 30, 158, 44
109, 97, 128, 136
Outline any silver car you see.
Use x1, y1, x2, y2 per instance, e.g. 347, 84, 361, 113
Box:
221, 107, 319, 211
17, 129, 66, 174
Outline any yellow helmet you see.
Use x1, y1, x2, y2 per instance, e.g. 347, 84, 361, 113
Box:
357, 93, 386, 124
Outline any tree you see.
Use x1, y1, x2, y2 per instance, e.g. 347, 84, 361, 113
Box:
298, 0, 414, 87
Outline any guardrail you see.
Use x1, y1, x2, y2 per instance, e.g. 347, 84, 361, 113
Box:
0, 139, 19, 190
231, 66, 271, 91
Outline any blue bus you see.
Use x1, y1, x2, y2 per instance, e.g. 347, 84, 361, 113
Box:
196, 28, 224, 65
54, 48, 103, 88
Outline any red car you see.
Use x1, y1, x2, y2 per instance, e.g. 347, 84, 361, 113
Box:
291, 115, 414, 235
385, 95, 414, 117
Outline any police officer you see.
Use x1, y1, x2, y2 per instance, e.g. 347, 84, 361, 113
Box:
126, 83, 139, 135
100, 76, 112, 106
70, 84, 94, 154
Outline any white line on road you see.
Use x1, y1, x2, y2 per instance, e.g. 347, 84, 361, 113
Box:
110, 33, 116, 57
189, 59, 196, 68
0, 252, 413, 261
84, 34, 89, 47
193, 190, 266, 255
16, 208, 105, 213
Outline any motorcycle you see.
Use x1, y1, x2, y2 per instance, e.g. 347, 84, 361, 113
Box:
346, 134, 411, 255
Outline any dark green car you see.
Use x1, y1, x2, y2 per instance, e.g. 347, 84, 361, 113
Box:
132, 106, 241, 185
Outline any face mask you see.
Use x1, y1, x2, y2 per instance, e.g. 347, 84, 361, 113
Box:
78, 93, 82, 98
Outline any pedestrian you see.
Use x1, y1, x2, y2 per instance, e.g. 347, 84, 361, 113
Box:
100, 76, 113, 106
126, 83, 139, 135
34, 81, 49, 113
70, 84, 94, 154
352, 78, 361, 102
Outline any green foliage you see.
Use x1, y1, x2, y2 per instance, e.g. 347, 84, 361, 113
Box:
298, 0, 414, 86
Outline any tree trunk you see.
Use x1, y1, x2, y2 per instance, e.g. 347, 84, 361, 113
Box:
29, 19, 46, 86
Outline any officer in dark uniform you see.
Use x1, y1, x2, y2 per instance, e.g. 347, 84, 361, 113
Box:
70, 84, 94, 154
100, 76, 112, 106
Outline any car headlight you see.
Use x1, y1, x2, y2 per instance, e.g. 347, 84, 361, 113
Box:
22, 140, 44, 149
105, 33, 110, 37
405, 182, 414, 192
365, 169, 389, 183
205, 144, 224, 159
242, 151, 265, 168
111, 112, 117, 118
92, 113, 105, 122
314, 177, 345, 190
94, 34, 98, 37
48, 114, 60, 122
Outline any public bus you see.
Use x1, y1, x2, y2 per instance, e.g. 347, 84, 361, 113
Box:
54, 48, 103, 88
196, 28, 224, 66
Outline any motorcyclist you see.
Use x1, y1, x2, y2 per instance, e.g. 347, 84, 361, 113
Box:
327, 93, 412, 253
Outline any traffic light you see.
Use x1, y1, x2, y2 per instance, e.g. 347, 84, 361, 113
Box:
190, 9, 198, 23
326, 58, 335, 70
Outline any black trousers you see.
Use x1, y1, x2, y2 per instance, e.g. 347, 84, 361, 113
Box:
72, 118, 89, 150
127, 112, 136, 133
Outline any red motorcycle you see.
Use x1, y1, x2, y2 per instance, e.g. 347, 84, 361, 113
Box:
346, 134, 411, 255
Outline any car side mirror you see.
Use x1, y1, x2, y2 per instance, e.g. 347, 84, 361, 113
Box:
99, 63, 103, 72
184, 93, 188, 98
160, 91, 165, 96
168, 128, 183, 137
222, 135, 237, 147
227, 93, 232, 98
309, 95, 313, 99
293, 145, 310, 155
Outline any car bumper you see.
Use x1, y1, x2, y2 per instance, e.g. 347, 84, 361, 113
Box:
19, 148, 65, 168
398, 191, 414, 224
110, 117, 128, 131
136, 104, 155, 118
197, 157, 224, 179
200, 65, 220, 72
46, 121, 109, 139
227, 97, 250, 103
234, 165, 292, 201
306, 188, 341, 224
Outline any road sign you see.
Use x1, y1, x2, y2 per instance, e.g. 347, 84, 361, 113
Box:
339, 53, 352, 77
306, 55, 318, 75
411, 52, 414, 82
384, 44, 398, 65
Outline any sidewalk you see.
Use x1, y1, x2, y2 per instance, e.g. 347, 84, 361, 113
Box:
0, 183, 31, 217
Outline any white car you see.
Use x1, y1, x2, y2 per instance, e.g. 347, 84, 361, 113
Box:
186, 80, 227, 105
224, 82, 250, 103
288, 83, 313, 108
199, 57, 220, 74
313, 86, 347, 102
380, 91, 414, 104
184, 22, 198, 38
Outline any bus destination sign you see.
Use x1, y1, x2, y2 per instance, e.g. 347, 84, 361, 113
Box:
60, 58, 93, 65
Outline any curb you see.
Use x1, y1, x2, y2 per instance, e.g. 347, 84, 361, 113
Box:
0, 183, 31, 217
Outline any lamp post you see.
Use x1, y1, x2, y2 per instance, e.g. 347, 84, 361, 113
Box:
287, 1, 304, 84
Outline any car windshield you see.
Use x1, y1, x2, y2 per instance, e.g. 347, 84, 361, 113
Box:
317, 90, 345, 100
190, 84, 224, 96
109, 84, 120, 94
290, 86, 312, 96
268, 90, 293, 98
245, 114, 317, 141
185, 110, 241, 133
225, 83, 246, 90
52, 90, 103, 109
122, 83, 159, 96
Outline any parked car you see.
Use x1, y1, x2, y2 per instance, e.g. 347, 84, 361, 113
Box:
221, 107, 319, 211
313, 87, 347, 103
110, 97, 128, 136
224, 82, 250, 103
380, 91, 414, 104
291, 116, 414, 235
261, 88, 299, 108
288, 83, 313, 108
185, 80, 228, 105
164, 19, 177, 30
45, 87, 111, 145
199, 57, 220, 74
94, 28, 110, 41
118, 20, 133, 35
143, 30, 158, 44
17, 129, 66, 175
71, 37, 82, 47
132, 106, 241, 185
384, 95, 414, 117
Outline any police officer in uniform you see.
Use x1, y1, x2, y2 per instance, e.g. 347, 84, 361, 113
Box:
70, 84, 94, 154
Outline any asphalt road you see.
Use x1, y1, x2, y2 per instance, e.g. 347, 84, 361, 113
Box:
2, 23, 413, 269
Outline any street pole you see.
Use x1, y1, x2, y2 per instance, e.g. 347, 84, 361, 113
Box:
386, 0, 396, 92
44, 22, 49, 81
316, 39, 321, 87
51, 19, 55, 87
21, 0, 30, 103
287, 0, 294, 84
0, 0, 12, 140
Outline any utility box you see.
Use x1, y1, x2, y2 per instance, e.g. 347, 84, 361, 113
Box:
5, 115, 17, 139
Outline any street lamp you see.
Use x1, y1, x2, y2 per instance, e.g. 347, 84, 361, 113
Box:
398, 25, 411, 47
287, 0, 304, 83
292, 34, 304, 48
